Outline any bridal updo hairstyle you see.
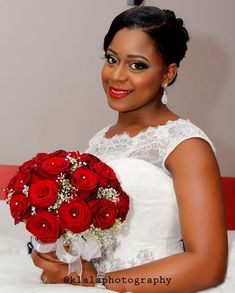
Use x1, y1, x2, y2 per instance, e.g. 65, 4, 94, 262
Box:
103, 6, 190, 85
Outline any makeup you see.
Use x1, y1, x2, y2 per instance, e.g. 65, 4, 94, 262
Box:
109, 87, 132, 99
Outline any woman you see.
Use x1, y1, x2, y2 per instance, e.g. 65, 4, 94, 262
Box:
32, 6, 228, 292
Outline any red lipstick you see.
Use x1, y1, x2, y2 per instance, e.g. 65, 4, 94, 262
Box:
109, 87, 132, 99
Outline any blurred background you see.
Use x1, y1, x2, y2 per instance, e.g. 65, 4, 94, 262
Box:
0, 0, 234, 176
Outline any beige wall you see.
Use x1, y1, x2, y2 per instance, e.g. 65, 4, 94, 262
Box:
0, 0, 234, 176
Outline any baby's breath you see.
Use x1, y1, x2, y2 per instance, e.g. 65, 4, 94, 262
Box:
5, 189, 14, 204
60, 218, 123, 248
31, 206, 36, 215
66, 155, 83, 172
48, 176, 77, 212
85, 219, 122, 247
110, 219, 122, 234
22, 185, 29, 197
61, 229, 82, 245
97, 187, 119, 202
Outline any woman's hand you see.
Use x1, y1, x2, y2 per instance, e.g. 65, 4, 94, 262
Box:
31, 250, 69, 284
31, 250, 97, 286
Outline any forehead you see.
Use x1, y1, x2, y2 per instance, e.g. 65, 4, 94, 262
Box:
108, 28, 159, 58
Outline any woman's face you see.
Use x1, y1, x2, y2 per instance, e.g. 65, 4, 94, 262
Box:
101, 28, 167, 113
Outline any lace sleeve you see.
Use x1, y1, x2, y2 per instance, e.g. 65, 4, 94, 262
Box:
162, 119, 216, 172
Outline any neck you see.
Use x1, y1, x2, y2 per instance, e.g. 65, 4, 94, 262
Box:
116, 103, 172, 128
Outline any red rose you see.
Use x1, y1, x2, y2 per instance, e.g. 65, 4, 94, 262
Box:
14, 172, 31, 192
26, 211, 61, 243
93, 162, 118, 188
9, 193, 29, 224
87, 199, 98, 210
71, 167, 99, 192
29, 179, 58, 208
36, 150, 68, 161
92, 198, 117, 229
59, 199, 92, 233
78, 190, 92, 200
6, 174, 17, 191
35, 153, 52, 161
40, 156, 70, 175
80, 153, 100, 168
116, 192, 130, 221
19, 158, 38, 173
30, 173, 42, 184
35, 150, 70, 177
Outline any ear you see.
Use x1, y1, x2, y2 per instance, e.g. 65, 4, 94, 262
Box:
162, 63, 177, 86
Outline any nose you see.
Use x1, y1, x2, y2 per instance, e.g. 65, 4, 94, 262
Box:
111, 64, 128, 83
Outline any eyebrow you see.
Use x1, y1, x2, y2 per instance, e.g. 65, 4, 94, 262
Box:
107, 48, 150, 64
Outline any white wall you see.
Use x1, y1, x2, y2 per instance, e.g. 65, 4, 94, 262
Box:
0, 0, 234, 176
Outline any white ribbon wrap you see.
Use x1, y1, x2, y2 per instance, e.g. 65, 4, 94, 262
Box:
31, 236, 101, 276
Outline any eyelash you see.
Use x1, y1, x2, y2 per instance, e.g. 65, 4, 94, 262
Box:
104, 53, 117, 64
104, 53, 149, 71
130, 62, 148, 70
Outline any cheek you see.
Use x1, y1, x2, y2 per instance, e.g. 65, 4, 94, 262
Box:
133, 75, 159, 91
101, 66, 109, 87
134, 69, 164, 92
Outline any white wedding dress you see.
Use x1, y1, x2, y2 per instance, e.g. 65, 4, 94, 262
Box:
85, 118, 235, 292
85, 118, 215, 271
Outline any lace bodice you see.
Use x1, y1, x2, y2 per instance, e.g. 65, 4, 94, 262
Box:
85, 119, 215, 273
86, 119, 215, 173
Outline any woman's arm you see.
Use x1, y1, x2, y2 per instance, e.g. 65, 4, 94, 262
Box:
32, 138, 228, 293
102, 138, 228, 292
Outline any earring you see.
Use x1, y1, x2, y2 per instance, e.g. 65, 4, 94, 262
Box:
161, 84, 168, 104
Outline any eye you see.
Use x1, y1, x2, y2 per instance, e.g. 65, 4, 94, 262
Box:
130, 62, 149, 71
105, 53, 118, 65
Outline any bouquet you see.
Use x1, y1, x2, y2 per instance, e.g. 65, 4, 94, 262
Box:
5, 150, 129, 275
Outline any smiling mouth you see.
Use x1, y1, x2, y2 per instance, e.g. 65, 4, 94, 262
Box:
109, 87, 133, 99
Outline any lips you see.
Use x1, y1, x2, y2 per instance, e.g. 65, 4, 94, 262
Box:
109, 87, 132, 99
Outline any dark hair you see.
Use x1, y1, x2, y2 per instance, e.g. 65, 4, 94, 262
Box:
103, 6, 189, 84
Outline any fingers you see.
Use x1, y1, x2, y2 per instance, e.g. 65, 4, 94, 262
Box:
38, 251, 62, 263
41, 271, 48, 284
31, 250, 63, 272
32, 250, 61, 263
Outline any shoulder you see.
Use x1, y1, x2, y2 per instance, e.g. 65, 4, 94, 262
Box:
164, 119, 215, 151
161, 119, 216, 171
166, 135, 218, 176
163, 119, 221, 202
164, 123, 220, 206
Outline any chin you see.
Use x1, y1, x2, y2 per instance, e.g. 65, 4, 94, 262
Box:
107, 99, 131, 113
108, 103, 125, 112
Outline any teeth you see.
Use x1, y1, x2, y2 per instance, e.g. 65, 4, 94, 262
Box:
111, 89, 130, 94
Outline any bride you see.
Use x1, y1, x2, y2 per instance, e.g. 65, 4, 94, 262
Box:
31, 6, 228, 292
